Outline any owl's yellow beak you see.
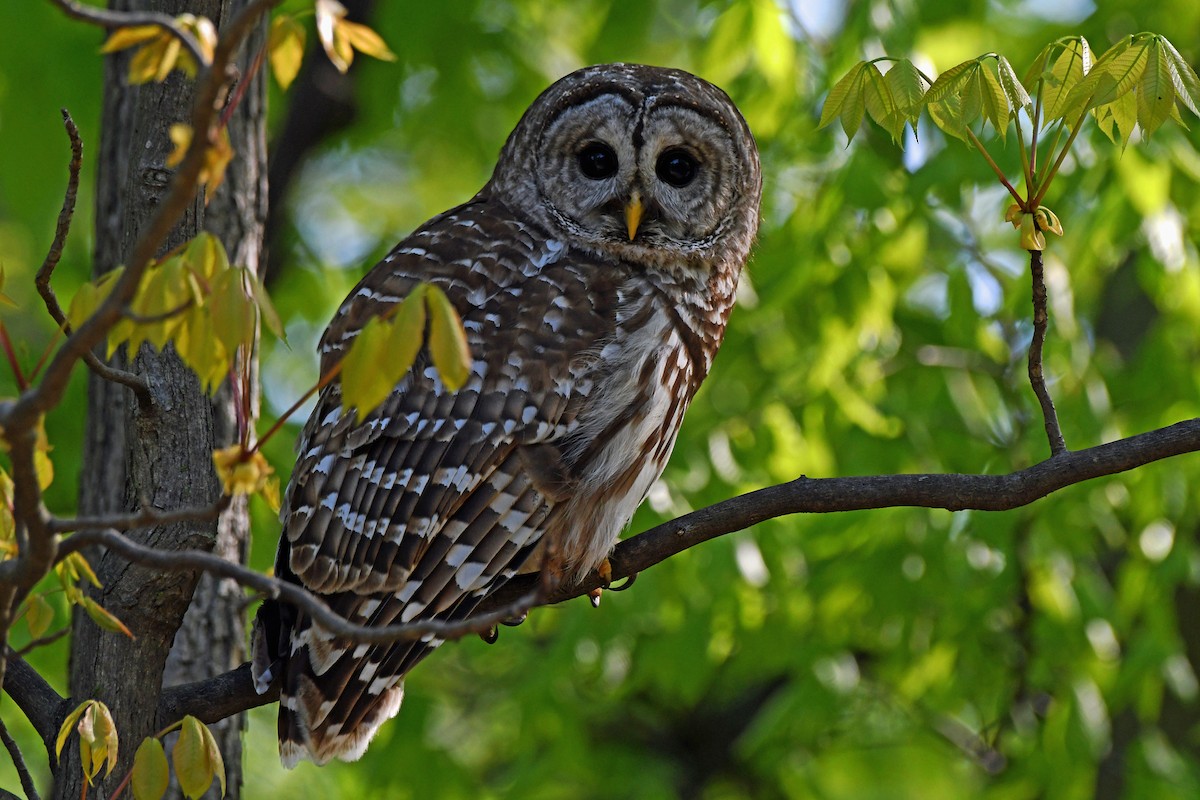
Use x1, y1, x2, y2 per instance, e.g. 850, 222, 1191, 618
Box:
625, 192, 645, 240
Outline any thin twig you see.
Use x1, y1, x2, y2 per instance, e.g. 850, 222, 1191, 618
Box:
47, 0, 208, 69
964, 128, 1023, 205
0, 715, 41, 800
1027, 249, 1067, 455
55, 528, 543, 646
35, 110, 150, 403
49, 496, 229, 535
7, 627, 71, 660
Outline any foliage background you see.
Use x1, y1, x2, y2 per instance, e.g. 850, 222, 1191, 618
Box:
3, 0, 1200, 796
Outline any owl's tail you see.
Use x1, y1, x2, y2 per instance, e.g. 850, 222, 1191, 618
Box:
252, 597, 420, 767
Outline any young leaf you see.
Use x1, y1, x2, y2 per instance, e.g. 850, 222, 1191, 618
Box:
33, 417, 54, 491
337, 19, 397, 63
209, 269, 257, 355
341, 315, 397, 419
996, 55, 1032, 119
132, 737, 170, 800
99, 25, 162, 54
315, 0, 395, 72
385, 285, 428, 380
1161, 38, 1200, 117
1019, 212, 1046, 251
1061, 36, 1150, 121
22, 592, 54, 639
80, 596, 135, 638
818, 61, 870, 141
862, 63, 905, 142
175, 716, 224, 800
212, 444, 275, 497
56, 701, 91, 759
1093, 89, 1138, 146
884, 60, 931, 133
0, 266, 20, 310
268, 14, 306, 90
67, 268, 124, 332
1136, 38, 1176, 138
1036, 37, 1093, 123
979, 67, 1010, 139
426, 285, 471, 391
248, 272, 286, 343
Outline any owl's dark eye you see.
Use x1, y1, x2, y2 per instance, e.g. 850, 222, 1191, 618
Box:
577, 142, 619, 180
656, 148, 699, 187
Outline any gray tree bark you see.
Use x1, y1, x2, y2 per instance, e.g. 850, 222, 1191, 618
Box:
58, 2, 266, 798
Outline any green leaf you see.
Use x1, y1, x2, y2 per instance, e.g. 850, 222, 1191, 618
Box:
819, 61, 870, 141
268, 14, 306, 90
66, 268, 123, 332
1061, 36, 1150, 121
185, 232, 229, 283
80, 596, 134, 638
23, 593, 54, 638
425, 284, 471, 391
979, 67, 1010, 139
175, 716, 223, 800
996, 55, 1032, 119
1161, 38, 1200, 117
883, 59, 930, 132
862, 63, 904, 142
55, 700, 90, 759
1093, 88, 1138, 146
386, 286, 428, 383
1037, 37, 1093, 123
341, 315, 396, 420
928, 92, 968, 142
209, 269, 256, 356
924, 59, 979, 104
1136, 39, 1176, 138
132, 738, 170, 800
248, 272, 286, 342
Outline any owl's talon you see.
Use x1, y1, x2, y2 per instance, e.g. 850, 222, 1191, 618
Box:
588, 587, 603, 608
597, 558, 613, 588
609, 571, 638, 592
480, 625, 499, 644
501, 611, 528, 627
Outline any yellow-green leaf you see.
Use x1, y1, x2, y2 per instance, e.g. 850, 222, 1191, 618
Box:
100, 25, 162, 53
385, 286, 428, 381
1093, 88, 1138, 146
0, 266, 19, 309
33, 417, 53, 492
1019, 212, 1046, 251
818, 61, 869, 137
56, 701, 91, 759
1161, 38, 1200, 118
1136, 39, 1176, 138
22, 593, 54, 639
884, 59, 930, 131
341, 315, 396, 419
1035, 37, 1092, 123
175, 716, 223, 800
425, 285, 470, 391
338, 19, 396, 62
924, 59, 978, 104
81, 596, 135, 638
862, 63, 904, 142
1062, 36, 1150, 120
996, 55, 1032, 118
212, 444, 275, 497
67, 268, 124, 332
209, 269, 256, 355
186, 232, 230, 283
979, 67, 1009, 139
248, 273, 286, 343
132, 737, 170, 800
167, 124, 193, 169
268, 14, 306, 90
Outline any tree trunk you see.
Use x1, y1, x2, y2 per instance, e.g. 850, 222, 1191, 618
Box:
58, 2, 266, 798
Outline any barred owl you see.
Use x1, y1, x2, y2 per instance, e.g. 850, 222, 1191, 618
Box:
252, 63, 761, 767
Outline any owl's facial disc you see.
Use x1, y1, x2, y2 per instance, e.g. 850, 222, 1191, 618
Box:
534, 91, 747, 260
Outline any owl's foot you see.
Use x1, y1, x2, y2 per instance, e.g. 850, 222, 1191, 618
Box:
479, 609, 530, 644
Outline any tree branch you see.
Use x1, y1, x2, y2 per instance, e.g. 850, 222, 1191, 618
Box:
48, 497, 229, 535
1, 658, 67, 758
55, 528, 543, 647
68, 415, 1198, 728
35, 109, 150, 403
47, 0, 209, 70
0, 715, 40, 800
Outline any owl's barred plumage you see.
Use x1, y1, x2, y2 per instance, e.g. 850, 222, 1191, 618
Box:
252, 63, 761, 766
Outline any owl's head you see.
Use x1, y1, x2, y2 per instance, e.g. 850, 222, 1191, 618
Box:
487, 64, 761, 270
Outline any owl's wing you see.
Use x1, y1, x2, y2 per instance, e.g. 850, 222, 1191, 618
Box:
281, 201, 614, 600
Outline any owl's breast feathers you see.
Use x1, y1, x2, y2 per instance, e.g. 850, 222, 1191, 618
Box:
254, 197, 732, 766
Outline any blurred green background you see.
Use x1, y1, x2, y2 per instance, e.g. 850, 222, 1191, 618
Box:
3, 0, 1200, 797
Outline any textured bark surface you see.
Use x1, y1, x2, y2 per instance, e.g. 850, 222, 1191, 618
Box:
60, 1, 266, 798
